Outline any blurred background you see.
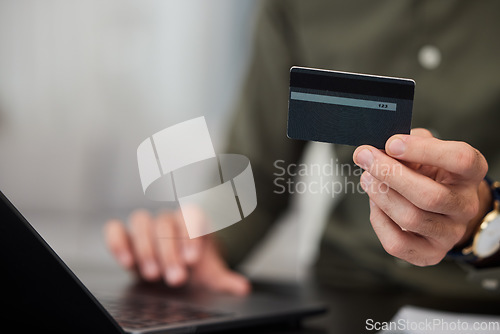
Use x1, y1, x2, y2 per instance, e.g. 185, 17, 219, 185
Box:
0, 0, 258, 266
0, 0, 336, 281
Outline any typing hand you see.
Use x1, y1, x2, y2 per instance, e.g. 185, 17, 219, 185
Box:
353, 128, 490, 266
104, 208, 250, 295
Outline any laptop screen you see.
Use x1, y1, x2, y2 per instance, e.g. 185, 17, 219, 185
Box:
0, 190, 123, 333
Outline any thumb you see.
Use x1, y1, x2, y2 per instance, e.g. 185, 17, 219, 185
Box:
192, 241, 251, 296
206, 269, 251, 296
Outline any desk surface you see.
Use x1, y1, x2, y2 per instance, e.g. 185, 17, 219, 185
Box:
74, 264, 500, 334
239, 281, 500, 334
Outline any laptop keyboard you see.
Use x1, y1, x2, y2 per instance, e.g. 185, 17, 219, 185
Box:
101, 296, 231, 330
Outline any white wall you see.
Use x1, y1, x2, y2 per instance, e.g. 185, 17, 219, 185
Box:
0, 0, 256, 219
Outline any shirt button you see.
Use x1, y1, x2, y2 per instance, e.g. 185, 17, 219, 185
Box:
418, 45, 442, 70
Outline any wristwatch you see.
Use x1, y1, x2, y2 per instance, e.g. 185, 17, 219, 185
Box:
459, 177, 500, 267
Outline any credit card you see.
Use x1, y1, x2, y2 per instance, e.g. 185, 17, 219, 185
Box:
287, 67, 415, 149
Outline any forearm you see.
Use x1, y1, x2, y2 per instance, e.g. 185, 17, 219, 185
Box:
213, 1, 305, 267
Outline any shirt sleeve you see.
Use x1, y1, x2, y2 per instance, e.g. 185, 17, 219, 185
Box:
214, 0, 306, 268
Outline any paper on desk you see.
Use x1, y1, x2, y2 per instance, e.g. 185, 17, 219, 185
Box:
377, 305, 500, 334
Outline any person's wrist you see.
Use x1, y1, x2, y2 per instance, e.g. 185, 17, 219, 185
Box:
455, 179, 493, 248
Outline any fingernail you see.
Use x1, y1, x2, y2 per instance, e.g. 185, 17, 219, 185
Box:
361, 172, 373, 190
355, 149, 374, 169
388, 137, 406, 156
166, 265, 184, 285
143, 260, 159, 279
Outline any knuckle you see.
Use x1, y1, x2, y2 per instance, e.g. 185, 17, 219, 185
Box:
456, 143, 478, 173
422, 188, 445, 212
423, 216, 444, 238
423, 187, 461, 213
477, 151, 489, 177
372, 202, 444, 240
463, 197, 480, 220
384, 239, 405, 258
400, 208, 422, 231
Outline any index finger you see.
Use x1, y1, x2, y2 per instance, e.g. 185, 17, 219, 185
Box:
354, 146, 458, 215
385, 135, 488, 181
104, 219, 135, 270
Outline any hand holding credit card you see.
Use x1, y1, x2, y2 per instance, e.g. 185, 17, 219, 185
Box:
287, 67, 415, 149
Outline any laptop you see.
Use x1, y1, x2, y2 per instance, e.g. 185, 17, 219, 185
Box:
0, 190, 326, 333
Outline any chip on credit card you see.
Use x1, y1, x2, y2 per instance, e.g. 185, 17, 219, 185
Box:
287, 66, 415, 149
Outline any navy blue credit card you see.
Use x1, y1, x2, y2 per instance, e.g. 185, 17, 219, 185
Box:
287, 67, 415, 149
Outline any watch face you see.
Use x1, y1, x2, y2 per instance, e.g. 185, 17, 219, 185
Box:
475, 214, 500, 258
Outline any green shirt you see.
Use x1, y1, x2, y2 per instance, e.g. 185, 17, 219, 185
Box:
217, 0, 500, 299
